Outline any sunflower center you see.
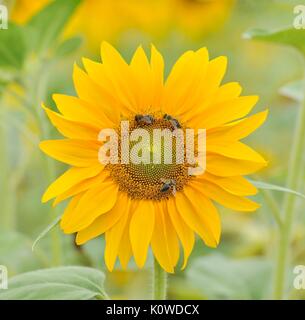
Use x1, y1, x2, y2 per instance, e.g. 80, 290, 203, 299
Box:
106, 113, 192, 200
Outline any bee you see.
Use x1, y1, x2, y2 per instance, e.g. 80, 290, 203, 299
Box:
135, 114, 154, 126
163, 114, 181, 129
160, 178, 177, 196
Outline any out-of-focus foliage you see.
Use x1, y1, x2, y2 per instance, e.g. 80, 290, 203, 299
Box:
25, 0, 81, 55
244, 27, 305, 56
0, 231, 45, 275
1, 0, 305, 300
187, 254, 272, 299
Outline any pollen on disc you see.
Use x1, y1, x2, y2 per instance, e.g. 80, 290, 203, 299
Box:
106, 115, 192, 201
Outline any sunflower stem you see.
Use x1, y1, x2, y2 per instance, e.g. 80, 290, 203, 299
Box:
153, 259, 168, 300
273, 69, 305, 299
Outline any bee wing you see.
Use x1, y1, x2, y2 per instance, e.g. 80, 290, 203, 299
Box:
172, 186, 177, 196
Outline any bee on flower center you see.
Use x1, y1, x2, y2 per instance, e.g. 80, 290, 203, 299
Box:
135, 114, 155, 126
160, 178, 177, 196
163, 114, 182, 130
107, 114, 192, 201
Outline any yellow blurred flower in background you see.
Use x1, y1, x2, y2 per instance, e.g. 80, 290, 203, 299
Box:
11, 0, 234, 50
10, 0, 49, 24
171, 0, 234, 37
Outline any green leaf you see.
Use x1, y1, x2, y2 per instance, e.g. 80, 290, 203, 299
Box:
187, 254, 272, 299
243, 27, 305, 55
32, 215, 62, 252
55, 36, 83, 57
279, 80, 304, 102
250, 179, 305, 199
27, 0, 82, 55
0, 267, 108, 300
0, 23, 27, 69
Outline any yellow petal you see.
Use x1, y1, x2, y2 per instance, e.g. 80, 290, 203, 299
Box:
60, 193, 83, 232
175, 187, 220, 247
129, 200, 155, 268
104, 194, 131, 271
191, 180, 260, 212
53, 170, 109, 206
82, 58, 134, 116
203, 56, 227, 97
52, 94, 113, 129
167, 197, 195, 269
42, 165, 103, 203
213, 82, 242, 104
192, 96, 259, 129
207, 141, 267, 163
182, 81, 241, 126
163, 207, 180, 268
184, 56, 228, 119
100, 42, 128, 67
118, 211, 133, 270
76, 192, 129, 245
61, 181, 119, 233
39, 139, 100, 167
172, 48, 209, 116
73, 63, 120, 124
130, 46, 153, 113
183, 185, 221, 243
163, 50, 195, 114
206, 154, 267, 177
151, 201, 180, 273
100, 41, 138, 114
208, 110, 269, 141
43, 104, 99, 140
82, 58, 109, 88
199, 173, 258, 196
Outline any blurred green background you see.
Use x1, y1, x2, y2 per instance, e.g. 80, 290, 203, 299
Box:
0, 0, 305, 300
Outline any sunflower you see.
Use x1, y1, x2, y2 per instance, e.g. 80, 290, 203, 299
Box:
40, 43, 268, 273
